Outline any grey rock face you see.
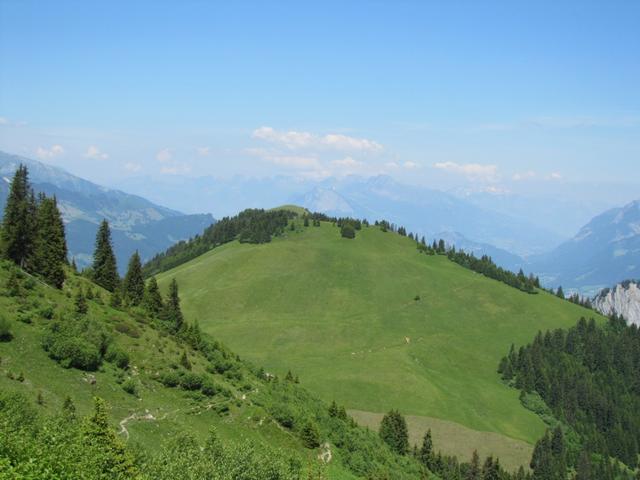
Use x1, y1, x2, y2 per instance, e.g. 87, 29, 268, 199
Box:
593, 281, 640, 326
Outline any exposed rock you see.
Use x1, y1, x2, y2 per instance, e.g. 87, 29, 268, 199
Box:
593, 281, 640, 326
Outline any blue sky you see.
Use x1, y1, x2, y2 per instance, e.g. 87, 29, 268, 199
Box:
0, 0, 639, 192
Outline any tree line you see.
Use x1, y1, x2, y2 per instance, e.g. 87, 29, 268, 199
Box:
142, 208, 295, 276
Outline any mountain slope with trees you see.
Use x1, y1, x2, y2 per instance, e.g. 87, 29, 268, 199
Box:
0, 167, 433, 479
0, 151, 214, 273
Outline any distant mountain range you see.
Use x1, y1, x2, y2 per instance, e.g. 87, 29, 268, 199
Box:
120, 173, 563, 258
4, 151, 638, 294
528, 199, 640, 294
0, 151, 214, 273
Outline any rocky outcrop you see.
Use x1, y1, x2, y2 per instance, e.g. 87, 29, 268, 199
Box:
593, 281, 640, 326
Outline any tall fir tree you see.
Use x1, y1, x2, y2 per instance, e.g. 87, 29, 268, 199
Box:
2, 165, 37, 268
379, 409, 409, 455
123, 251, 144, 305
418, 429, 435, 471
143, 276, 164, 315
33, 195, 67, 288
162, 278, 184, 332
466, 450, 481, 480
92, 220, 119, 291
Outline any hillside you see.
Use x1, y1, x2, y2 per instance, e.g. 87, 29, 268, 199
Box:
0, 259, 434, 479
529, 199, 640, 295
156, 214, 602, 469
0, 151, 214, 273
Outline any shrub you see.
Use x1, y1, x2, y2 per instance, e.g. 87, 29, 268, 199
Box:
114, 321, 140, 338
272, 404, 295, 429
42, 319, 106, 371
158, 370, 181, 387
122, 378, 137, 396
0, 316, 13, 342
46, 336, 101, 370
16, 313, 32, 324
104, 344, 130, 369
340, 224, 356, 239
39, 306, 55, 319
180, 372, 203, 391
200, 378, 218, 397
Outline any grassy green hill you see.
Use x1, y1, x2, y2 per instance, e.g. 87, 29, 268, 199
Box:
156, 216, 603, 469
0, 260, 431, 479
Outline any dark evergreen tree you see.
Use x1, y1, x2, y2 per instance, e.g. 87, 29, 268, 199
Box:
92, 220, 119, 292
74, 288, 88, 315
33, 196, 67, 288
379, 409, 409, 455
418, 429, 435, 471
2, 165, 37, 268
466, 450, 481, 480
162, 278, 184, 332
556, 286, 564, 298
110, 288, 122, 308
300, 420, 321, 449
143, 277, 163, 315
123, 251, 144, 306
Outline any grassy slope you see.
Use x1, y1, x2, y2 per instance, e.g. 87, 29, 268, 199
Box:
0, 264, 356, 480
157, 220, 602, 463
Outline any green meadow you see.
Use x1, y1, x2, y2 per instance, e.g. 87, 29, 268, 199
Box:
158, 219, 602, 465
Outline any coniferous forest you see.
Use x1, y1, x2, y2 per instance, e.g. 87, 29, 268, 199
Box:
499, 316, 640, 478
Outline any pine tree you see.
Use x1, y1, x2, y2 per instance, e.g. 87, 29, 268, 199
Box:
33, 196, 67, 288
556, 286, 564, 299
2, 165, 37, 268
162, 278, 184, 332
110, 288, 122, 308
92, 220, 119, 291
143, 276, 163, 315
123, 251, 144, 306
466, 450, 481, 480
379, 409, 409, 455
82, 397, 137, 477
418, 429, 435, 471
179, 350, 191, 370
74, 287, 88, 315
301, 420, 321, 449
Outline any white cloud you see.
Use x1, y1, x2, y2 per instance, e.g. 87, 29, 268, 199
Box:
196, 146, 211, 156
403, 161, 419, 169
84, 145, 109, 160
156, 148, 172, 163
433, 161, 498, 181
252, 126, 382, 152
385, 162, 399, 169
160, 164, 192, 175
0, 117, 7, 125
548, 172, 563, 180
331, 156, 363, 168
124, 162, 142, 173
512, 170, 536, 181
323, 134, 382, 152
267, 155, 320, 169
35, 145, 64, 160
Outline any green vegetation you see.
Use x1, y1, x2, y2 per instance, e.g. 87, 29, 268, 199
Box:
157, 215, 603, 468
92, 219, 119, 292
500, 315, 640, 476
143, 208, 295, 276
1, 165, 67, 288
